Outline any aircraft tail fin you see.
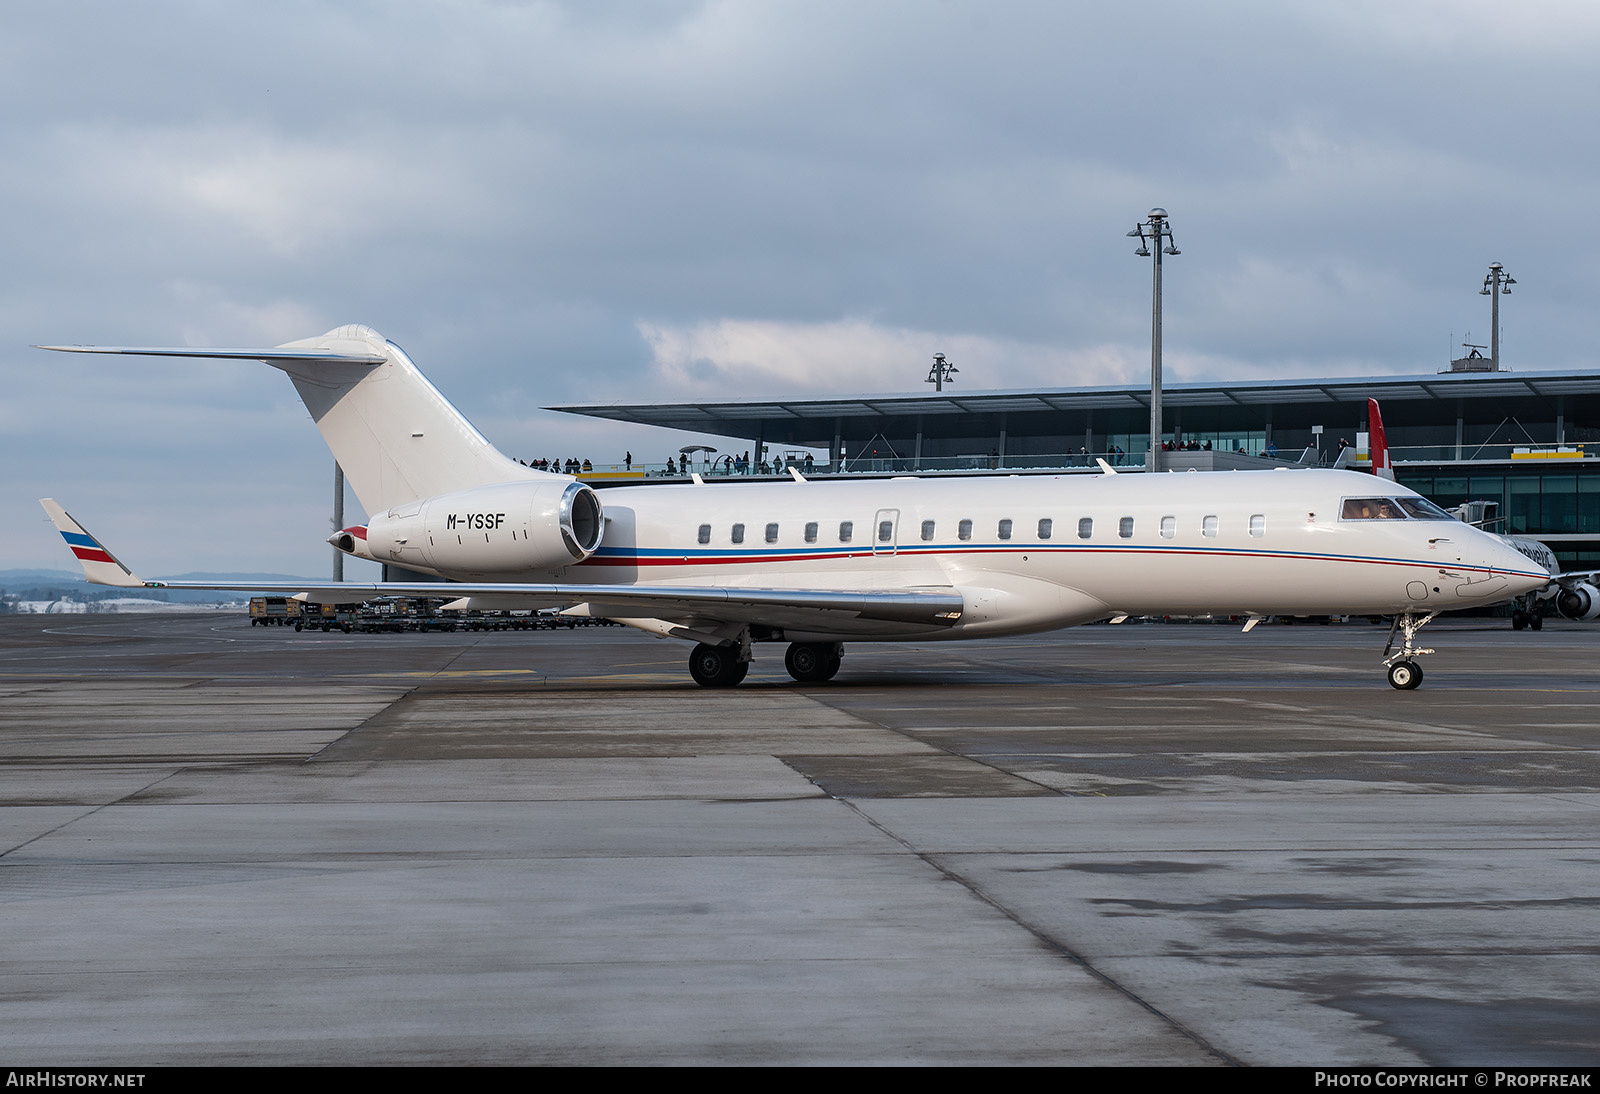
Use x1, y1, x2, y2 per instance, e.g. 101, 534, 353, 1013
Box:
38, 499, 145, 587
1368, 398, 1393, 479
39, 326, 557, 514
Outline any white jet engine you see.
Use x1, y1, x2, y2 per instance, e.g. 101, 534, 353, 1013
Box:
364, 479, 604, 574
1556, 582, 1600, 621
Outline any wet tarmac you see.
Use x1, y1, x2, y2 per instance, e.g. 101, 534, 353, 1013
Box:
1, 613, 1597, 1065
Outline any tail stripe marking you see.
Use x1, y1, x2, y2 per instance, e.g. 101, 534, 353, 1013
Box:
58, 530, 118, 566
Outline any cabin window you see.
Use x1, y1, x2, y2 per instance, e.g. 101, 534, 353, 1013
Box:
998, 519, 1013, 540
839, 521, 853, 543
921, 520, 936, 541
878, 520, 893, 543
1119, 516, 1134, 538
1250, 514, 1265, 537
1078, 517, 1093, 539
1160, 516, 1175, 539
1038, 518, 1052, 540
1202, 515, 1218, 538
697, 524, 711, 545
731, 523, 745, 544
805, 521, 818, 543
958, 519, 973, 541
765, 522, 779, 544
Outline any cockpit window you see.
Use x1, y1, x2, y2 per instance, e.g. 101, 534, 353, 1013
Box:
1395, 497, 1455, 520
1340, 497, 1406, 520
1340, 496, 1456, 521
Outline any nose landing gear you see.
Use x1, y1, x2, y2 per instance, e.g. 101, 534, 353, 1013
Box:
1386, 659, 1423, 690
1382, 611, 1436, 690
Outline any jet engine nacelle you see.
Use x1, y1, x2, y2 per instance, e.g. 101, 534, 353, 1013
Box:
366, 479, 603, 575
1556, 582, 1600, 621
328, 525, 379, 562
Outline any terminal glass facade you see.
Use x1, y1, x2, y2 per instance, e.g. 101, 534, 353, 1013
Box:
1397, 467, 1600, 536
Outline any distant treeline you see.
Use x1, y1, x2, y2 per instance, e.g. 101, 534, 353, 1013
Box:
0, 585, 174, 607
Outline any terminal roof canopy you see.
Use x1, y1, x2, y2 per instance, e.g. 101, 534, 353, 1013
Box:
548, 369, 1600, 448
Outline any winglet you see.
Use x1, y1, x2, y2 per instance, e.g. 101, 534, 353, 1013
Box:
789, 467, 807, 483
38, 500, 145, 587
1096, 458, 1117, 475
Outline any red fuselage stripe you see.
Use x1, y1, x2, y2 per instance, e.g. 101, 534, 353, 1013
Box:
574, 545, 1501, 577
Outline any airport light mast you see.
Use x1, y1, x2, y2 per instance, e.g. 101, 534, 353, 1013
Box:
1480, 262, 1516, 371
926, 352, 958, 393
1129, 209, 1180, 473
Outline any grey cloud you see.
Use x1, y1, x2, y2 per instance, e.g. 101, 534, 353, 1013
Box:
4, 1, 1598, 572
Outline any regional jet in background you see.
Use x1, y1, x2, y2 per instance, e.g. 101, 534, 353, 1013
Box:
40, 326, 1548, 689
1448, 502, 1600, 630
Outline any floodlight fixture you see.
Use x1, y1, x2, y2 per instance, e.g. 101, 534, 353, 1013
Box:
1479, 262, 1516, 369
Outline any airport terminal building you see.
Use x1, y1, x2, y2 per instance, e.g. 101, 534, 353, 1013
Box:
552, 365, 1600, 567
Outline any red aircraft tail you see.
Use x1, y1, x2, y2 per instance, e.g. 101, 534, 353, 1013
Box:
1368, 398, 1393, 479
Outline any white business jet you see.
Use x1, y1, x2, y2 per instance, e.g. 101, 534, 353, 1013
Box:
39, 325, 1548, 689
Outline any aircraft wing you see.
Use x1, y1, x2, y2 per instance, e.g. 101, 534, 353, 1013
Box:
40, 500, 963, 631
139, 578, 962, 628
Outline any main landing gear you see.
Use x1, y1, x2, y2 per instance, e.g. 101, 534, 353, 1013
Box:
688, 642, 749, 687
686, 640, 844, 687
784, 642, 842, 684
1381, 611, 1436, 690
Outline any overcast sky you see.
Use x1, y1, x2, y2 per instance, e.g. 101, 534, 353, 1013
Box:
5, 0, 1598, 576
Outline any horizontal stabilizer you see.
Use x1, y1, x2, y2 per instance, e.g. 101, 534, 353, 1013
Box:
35, 345, 388, 365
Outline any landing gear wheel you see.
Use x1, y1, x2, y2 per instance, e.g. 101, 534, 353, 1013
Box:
688, 643, 748, 687
1512, 611, 1528, 631
785, 642, 843, 683
1387, 660, 1423, 690
1531, 614, 1544, 631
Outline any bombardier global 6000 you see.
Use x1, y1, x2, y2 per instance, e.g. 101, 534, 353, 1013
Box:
40, 325, 1548, 689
